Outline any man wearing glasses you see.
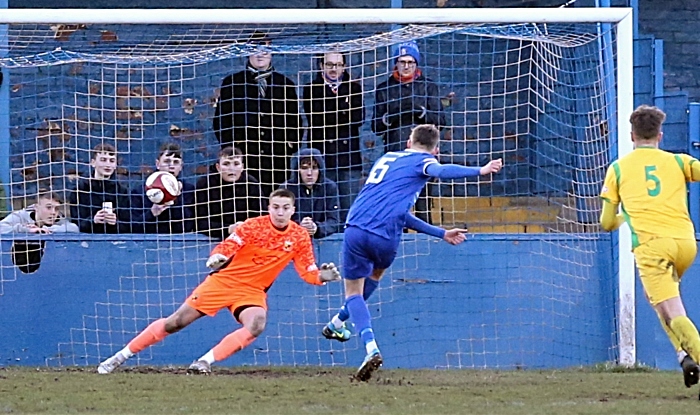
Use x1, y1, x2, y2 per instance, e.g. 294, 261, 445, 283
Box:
302, 52, 364, 223
372, 41, 445, 223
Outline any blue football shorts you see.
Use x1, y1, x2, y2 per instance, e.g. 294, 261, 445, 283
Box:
342, 225, 398, 280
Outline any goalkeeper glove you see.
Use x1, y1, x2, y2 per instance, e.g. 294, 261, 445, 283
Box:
319, 262, 341, 283
206, 253, 228, 270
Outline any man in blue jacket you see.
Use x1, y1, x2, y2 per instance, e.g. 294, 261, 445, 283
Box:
281, 148, 340, 239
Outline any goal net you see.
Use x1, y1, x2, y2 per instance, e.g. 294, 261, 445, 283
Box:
0, 8, 634, 369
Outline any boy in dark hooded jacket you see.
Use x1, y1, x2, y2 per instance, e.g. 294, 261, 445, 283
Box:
280, 148, 340, 239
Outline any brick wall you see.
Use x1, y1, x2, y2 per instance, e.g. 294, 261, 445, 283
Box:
639, 0, 700, 101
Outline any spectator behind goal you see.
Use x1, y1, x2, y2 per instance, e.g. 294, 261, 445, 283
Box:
302, 51, 364, 223
280, 148, 341, 239
69, 143, 133, 234
194, 146, 266, 240
132, 143, 195, 234
212, 31, 301, 196
371, 41, 445, 224
0, 190, 78, 234
1, 190, 77, 275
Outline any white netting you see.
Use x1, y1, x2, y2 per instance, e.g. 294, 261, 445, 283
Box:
0, 17, 622, 369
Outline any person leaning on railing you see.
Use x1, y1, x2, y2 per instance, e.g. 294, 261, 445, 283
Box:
0, 190, 77, 234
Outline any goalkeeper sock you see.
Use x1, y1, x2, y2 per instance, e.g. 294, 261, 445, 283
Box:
127, 318, 168, 354
670, 316, 700, 363
335, 279, 380, 325
346, 294, 376, 350
209, 327, 256, 362
119, 346, 134, 359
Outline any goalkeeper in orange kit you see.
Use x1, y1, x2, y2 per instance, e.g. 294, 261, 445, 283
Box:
98, 189, 341, 374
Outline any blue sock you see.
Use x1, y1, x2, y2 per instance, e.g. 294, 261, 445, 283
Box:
338, 305, 350, 322
345, 294, 374, 346
337, 279, 379, 322
363, 278, 379, 301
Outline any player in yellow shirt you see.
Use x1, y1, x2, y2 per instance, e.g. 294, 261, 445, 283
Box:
600, 105, 700, 389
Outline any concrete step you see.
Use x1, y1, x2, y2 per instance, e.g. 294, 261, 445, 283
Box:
427, 196, 578, 233
434, 206, 560, 225
466, 224, 547, 234
425, 196, 602, 234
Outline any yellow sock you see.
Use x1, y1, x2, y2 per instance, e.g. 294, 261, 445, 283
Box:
656, 311, 683, 353
670, 316, 700, 363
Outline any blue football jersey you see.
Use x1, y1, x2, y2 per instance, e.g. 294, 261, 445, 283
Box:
346, 149, 438, 240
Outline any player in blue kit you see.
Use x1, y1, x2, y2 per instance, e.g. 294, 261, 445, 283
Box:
322, 124, 503, 381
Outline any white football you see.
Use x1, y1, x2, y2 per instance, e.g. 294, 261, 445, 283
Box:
145, 171, 180, 205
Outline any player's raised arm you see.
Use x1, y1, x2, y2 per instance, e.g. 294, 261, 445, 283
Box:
424, 158, 503, 180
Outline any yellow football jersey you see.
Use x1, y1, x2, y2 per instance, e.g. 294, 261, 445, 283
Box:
600, 147, 697, 248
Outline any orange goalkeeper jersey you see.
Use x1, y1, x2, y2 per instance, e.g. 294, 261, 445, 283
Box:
208, 215, 322, 291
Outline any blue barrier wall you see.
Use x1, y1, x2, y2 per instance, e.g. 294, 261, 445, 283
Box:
0, 233, 616, 370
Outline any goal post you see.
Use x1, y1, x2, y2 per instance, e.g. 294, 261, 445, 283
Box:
0, 7, 636, 369
614, 10, 635, 368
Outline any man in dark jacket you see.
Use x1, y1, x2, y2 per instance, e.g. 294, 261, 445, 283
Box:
302, 52, 364, 223
69, 143, 133, 234
372, 41, 445, 223
212, 33, 301, 196
281, 148, 340, 239
132, 143, 195, 234
194, 146, 265, 241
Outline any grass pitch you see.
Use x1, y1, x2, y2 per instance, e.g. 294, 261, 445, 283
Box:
1, 365, 699, 414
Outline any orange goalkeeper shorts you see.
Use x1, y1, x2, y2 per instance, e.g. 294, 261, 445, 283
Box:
185, 276, 267, 319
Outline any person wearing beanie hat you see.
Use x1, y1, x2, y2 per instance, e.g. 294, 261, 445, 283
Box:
394, 41, 421, 66
371, 41, 445, 224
